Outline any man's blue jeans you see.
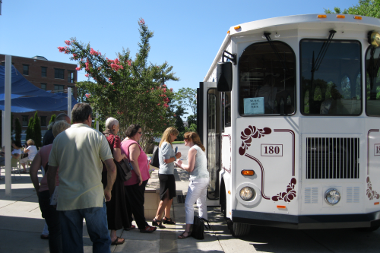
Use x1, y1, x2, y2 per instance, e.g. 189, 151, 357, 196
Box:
59, 202, 111, 253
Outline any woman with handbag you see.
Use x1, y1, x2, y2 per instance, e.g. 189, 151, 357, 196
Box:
121, 124, 157, 233
102, 117, 133, 245
175, 132, 209, 239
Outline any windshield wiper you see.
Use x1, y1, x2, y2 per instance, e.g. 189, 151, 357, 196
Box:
311, 30, 336, 73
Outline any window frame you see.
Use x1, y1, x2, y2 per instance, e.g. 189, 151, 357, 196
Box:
299, 38, 362, 116
54, 68, 65, 79
41, 66, 47, 77
238, 41, 296, 117
23, 64, 29, 75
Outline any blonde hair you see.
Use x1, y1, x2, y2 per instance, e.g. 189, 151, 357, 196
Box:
26, 139, 35, 146
159, 127, 179, 147
184, 132, 205, 151
52, 120, 71, 137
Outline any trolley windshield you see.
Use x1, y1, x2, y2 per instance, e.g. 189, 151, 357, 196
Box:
300, 40, 362, 116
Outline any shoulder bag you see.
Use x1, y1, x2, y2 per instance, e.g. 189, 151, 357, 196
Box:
109, 135, 132, 182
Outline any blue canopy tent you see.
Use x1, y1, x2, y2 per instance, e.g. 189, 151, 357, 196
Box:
0, 65, 78, 112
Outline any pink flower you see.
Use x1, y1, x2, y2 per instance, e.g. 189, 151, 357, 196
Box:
170, 88, 173, 91
85, 74, 89, 77
163, 104, 169, 108
85, 93, 91, 98
139, 18, 145, 25
75, 67, 81, 71
64, 40, 71, 45
162, 88, 167, 92
162, 84, 166, 88
111, 83, 114, 85
174, 114, 176, 117
114, 58, 119, 64
58, 47, 65, 52
90, 48, 98, 56
127, 60, 131, 66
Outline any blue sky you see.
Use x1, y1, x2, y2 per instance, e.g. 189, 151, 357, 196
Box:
0, 0, 360, 94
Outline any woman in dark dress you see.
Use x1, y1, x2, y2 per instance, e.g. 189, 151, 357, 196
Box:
102, 117, 132, 245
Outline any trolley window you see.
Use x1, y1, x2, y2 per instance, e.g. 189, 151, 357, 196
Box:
300, 40, 362, 116
238, 41, 296, 116
365, 46, 380, 116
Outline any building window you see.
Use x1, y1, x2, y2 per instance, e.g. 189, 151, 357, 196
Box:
40, 116, 47, 127
23, 65, 29, 75
41, 83, 47, 90
68, 71, 74, 83
54, 85, 64, 93
22, 116, 28, 127
54, 68, 65, 79
41, 67, 47, 77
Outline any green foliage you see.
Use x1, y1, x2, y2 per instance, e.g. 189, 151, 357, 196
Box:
14, 118, 22, 144
325, 0, 380, 18
33, 112, 42, 148
25, 117, 33, 144
49, 114, 56, 125
187, 114, 197, 128
59, 18, 179, 151
174, 87, 197, 115
186, 123, 197, 133
174, 106, 186, 141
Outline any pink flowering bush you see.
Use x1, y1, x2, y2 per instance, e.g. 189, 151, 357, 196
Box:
58, 18, 178, 151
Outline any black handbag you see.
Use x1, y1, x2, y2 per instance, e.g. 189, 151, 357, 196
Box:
151, 147, 159, 168
191, 216, 210, 240
116, 159, 132, 182
108, 135, 132, 182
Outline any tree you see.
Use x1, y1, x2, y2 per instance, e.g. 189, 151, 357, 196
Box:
48, 114, 56, 125
187, 114, 197, 130
25, 117, 34, 145
174, 106, 186, 141
14, 118, 22, 144
58, 18, 179, 151
33, 112, 42, 148
325, 0, 380, 18
174, 87, 197, 116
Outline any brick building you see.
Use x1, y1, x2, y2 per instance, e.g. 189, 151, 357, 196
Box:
0, 54, 77, 138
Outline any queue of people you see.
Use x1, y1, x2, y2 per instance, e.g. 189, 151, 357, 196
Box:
27, 102, 208, 253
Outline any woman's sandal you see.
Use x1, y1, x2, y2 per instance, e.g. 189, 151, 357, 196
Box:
163, 217, 176, 225
140, 225, 157, 233
111, 237, 125, 245
152, 218, 166, 228
178, 231, 191, 239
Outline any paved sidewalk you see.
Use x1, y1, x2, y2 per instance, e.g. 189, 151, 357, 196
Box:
0, 144, 230, 252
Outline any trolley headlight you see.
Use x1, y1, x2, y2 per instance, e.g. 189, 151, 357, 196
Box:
324, 188, 341, 205
239, 187, 256, 201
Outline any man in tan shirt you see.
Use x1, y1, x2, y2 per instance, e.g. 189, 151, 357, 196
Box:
47, 103, 116, 253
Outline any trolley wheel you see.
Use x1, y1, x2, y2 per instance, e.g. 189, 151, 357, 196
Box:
227, 219, 251, 237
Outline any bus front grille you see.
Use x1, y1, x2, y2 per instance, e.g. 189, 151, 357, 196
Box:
306, 137, 359, 179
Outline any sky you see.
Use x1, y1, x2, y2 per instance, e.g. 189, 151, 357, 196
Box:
0, 0, 360, 104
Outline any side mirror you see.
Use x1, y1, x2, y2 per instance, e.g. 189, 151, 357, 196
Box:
217, 62, 232, 92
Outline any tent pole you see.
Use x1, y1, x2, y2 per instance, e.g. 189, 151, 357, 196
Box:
67, 87, 72, 120
4, 55, 11, 196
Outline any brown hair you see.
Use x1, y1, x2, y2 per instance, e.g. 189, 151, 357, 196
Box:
159, 127, 179, 147
183, 132, 205, 151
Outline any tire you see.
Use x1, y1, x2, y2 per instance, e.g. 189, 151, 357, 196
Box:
228, 221, 251, 237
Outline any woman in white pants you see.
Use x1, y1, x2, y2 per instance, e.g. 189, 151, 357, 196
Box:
176, 132, 209, 239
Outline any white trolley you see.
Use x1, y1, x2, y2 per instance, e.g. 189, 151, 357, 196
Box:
198, 14, 380, 237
